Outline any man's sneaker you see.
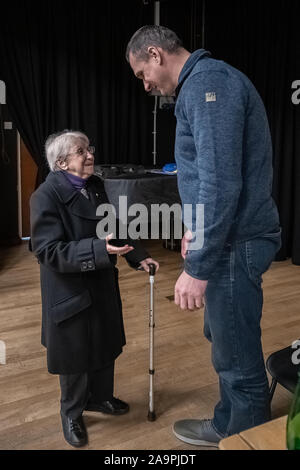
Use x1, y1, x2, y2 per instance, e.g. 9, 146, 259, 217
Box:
173, 419, 223, 447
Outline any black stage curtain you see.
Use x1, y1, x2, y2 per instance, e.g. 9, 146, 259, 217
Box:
204, 0, 300, 263
0, 0, 299, 263
0, 0, 154, 184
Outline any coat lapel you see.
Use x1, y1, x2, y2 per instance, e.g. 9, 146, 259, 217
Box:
69, 192, 100, 220
46, 171, 100, 221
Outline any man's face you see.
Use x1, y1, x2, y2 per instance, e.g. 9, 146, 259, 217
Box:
129, 50, 175, 96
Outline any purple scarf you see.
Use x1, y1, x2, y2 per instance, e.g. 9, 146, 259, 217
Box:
62, 171, 88, 191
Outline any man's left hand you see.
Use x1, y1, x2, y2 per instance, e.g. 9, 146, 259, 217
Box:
175, 271, 208, 310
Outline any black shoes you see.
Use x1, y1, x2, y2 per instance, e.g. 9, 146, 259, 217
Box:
85, 397, 129, 415
61, 413, 88, 448
61, 398, 129, 446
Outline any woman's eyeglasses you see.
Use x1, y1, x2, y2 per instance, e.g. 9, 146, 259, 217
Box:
76, 146, 95, 156
67, 146, 95, 157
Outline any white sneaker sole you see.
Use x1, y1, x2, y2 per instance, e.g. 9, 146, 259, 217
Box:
173, 429, 220, 448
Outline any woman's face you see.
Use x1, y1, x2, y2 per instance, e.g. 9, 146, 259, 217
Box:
62, 138, 95, 179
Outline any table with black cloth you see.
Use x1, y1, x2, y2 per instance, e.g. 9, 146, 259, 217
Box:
93, 166, 182, 250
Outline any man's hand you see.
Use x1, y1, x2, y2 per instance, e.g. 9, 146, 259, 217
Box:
175, 271, 208, 311
139, 258, 159, 273
181, 229, 193, 259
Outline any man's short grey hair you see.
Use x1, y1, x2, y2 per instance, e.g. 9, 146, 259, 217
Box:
126, 25, 183, 62
45, 129, 89, 171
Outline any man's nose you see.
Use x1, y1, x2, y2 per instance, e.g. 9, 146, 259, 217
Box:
143, 80, 152, 92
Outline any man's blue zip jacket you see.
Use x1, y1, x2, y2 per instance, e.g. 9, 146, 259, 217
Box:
174, 49, 280, 280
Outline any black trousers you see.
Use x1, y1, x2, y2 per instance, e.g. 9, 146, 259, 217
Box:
59, 362, 115, 419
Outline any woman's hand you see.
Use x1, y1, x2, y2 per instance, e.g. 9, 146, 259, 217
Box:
139, 258, 160, 273
105, 233, 134, 256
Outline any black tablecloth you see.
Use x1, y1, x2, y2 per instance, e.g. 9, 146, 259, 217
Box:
94, 166, 181, 215
93, 166, 182, 250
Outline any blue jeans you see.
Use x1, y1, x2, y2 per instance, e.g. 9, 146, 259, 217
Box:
203, 229, 281, 437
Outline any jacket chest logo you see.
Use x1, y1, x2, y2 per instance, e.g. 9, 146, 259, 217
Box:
206, 92, 216, 102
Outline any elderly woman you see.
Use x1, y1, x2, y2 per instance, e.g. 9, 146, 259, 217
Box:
30, 130, 159, 448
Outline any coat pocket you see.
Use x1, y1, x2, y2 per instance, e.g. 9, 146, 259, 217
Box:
50, 290, 92, 325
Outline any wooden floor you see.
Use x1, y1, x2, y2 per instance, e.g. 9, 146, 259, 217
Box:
0, 240, 299, 450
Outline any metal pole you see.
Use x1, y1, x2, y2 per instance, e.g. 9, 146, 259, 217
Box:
152, 95, 158, 166
154, 1, 160, 26
148, 263, 156, 421
152, 1, 160, 167
202, 0, 206, 49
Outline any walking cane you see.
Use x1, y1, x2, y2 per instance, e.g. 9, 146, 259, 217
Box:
147, 263, 156, 421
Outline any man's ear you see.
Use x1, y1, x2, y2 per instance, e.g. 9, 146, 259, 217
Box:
147, 46, 162, 65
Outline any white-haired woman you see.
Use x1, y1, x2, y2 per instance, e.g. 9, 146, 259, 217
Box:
30, 130, 159, 448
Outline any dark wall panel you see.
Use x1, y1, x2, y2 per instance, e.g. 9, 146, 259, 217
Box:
0, 104, 19, 244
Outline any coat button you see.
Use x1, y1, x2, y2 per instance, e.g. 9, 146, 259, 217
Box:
87, 261, 94, 269
81, 261, 87, 270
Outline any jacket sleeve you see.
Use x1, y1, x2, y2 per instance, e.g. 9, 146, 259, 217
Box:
182, 71, 246, 280
109, 219, 151, 270
123, 238, 151, 270
30, 189, 112, 273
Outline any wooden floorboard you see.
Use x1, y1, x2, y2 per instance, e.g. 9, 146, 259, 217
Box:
0, 240, 299, 450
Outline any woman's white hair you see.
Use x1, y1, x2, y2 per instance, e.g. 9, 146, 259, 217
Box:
45, 129, 89, 171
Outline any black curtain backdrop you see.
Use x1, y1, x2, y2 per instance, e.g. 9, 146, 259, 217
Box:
0, 0, 299, 264
0, 0, 155, 183
203, 0, 300, 263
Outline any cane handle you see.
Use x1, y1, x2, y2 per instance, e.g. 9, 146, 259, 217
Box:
148, 263, 156, 276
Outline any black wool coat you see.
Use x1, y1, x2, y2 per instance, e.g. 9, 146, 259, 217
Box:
30, 171, 149, 374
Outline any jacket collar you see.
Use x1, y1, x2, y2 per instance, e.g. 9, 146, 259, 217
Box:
46, 171, 76, 203
175, 49, 211, 97
46, 171, 101, 220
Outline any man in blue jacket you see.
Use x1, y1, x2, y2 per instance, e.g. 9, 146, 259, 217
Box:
126, 25, 281, 447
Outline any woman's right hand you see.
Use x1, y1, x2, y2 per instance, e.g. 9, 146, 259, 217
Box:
105, 233, 134, 257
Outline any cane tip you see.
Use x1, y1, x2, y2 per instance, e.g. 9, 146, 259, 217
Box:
147, 411, 156, 422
